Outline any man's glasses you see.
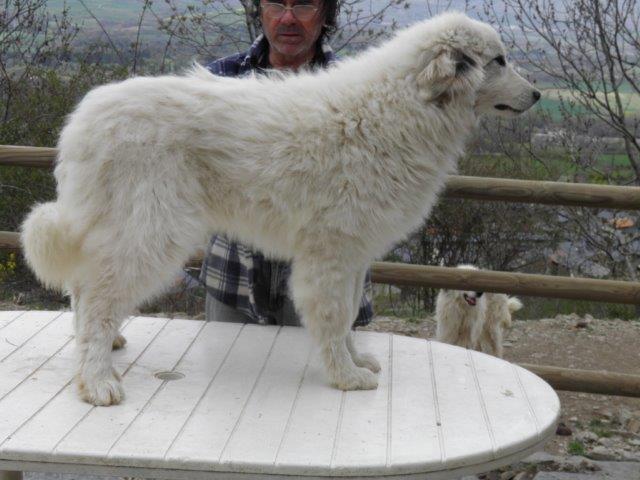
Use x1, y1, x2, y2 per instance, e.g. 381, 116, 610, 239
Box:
262, 2, 319, 21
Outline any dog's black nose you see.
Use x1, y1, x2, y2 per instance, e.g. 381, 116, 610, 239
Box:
476, 292, 484, 298
532, 90, 541, 102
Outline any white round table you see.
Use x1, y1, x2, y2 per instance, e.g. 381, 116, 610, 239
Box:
0, 311, 559, 479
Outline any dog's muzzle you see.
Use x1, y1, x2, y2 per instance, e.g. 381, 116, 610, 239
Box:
462, 292, 484, 307
463, 292, 483, 306
494, 89, 541, 113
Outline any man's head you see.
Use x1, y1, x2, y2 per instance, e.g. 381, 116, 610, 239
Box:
253, 0, 339, 69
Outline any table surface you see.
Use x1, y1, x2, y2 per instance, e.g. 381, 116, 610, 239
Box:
0, 310, 560, 479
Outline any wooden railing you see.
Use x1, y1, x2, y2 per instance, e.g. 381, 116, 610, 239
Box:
2, 144, 640, 397
1, 229, 639, 305
2, 145, 640, 209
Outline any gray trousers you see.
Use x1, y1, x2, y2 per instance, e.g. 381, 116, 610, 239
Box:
205, 294, 301, 326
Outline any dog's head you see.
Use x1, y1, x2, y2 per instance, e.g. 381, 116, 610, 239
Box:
441, 287, 484, 308
441, 264, 485, 307
410, 13, 540, 116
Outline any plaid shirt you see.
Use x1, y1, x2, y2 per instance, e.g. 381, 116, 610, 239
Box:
200, 35, 374, 326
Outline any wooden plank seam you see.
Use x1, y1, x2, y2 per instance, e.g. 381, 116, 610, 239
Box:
0, 317, 135, 452
106, 320, 208, 457
162, 324, 246, 460
385, 333, 393, 468
468, 351, 498, 460
427, 340, 446, 465
0, 312, 64, 363
51, 318, 170, 454
273, 346, 314, 466
511, 364, 541, 440
217, 327, 282, 463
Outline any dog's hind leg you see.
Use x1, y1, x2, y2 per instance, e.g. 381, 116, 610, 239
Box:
71, 280, 126, 352
69, 286, 81, 345
436, 309, 463, 346
346, 268, 381, 373
74, 277, 129, 406
74, 223, 206, 405
290, 260, 378, 391
480, 325, 503, 358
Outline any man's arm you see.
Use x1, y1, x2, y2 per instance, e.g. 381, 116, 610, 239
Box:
205, 53, 245, 77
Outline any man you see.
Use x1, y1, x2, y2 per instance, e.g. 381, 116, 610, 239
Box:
200, 0, 373, 327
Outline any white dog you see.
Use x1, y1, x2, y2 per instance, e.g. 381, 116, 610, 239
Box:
435, 265, 523, 357
21, 12, 539, 405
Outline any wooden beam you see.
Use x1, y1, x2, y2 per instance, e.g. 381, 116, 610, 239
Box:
2, 145, 640, 209
0, 471, 23, 480
519, 363, 640, 398
0, 145, 56, 168
4, 233, 638, 305
0, 231, 20, 251
444, 175, 640, 210
370, 262, 640, 305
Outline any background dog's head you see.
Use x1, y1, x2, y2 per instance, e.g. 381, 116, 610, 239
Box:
410, 13, 540, 116
440, 264, 485, 308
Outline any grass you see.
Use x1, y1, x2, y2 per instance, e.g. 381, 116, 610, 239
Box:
529, 151, 633, 184
598, 153, 634, 167
472, 150, 636, 185
589, 419, 613, 438
534, 83, 640, 122
544, 88, 640, 113
524, 298, 638, 322
568, 440, 586, 456
404, 316, 424, 324
374, 303, 430, 319
46, 0, 171, 24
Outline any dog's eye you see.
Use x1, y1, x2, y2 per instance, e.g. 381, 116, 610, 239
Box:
494, 55, 506, 66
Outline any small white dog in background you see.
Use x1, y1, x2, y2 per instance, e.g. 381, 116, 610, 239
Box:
435, 265, 523, 358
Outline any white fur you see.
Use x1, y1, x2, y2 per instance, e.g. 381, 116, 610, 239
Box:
435, 265, 523, 358
21, 12, 538, 405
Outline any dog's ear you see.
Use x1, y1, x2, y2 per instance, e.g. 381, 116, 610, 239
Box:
417, 46, 479, 102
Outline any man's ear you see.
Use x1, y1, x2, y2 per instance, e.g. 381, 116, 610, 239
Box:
417, 46, 478, 101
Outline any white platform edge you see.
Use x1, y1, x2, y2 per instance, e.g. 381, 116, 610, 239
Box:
0, 311, 560, 479
0, 437, 552, 480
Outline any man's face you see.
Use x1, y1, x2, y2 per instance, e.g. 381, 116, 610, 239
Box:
260, 0, 325, 67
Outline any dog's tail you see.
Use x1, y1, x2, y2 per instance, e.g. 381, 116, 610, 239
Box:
507, 296, 523, 314
21, 202, 81, 291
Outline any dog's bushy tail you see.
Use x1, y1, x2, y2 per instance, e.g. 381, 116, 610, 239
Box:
21, 202, 80, 291
507, 296, 523, 314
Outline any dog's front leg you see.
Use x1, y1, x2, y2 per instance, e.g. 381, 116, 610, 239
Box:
290, 261, 378, 391
74, 287, 125, 406
346, 333, 381, 373
346, 268, 380, 373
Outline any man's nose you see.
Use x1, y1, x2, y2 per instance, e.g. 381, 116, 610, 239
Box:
280, 8, 297, 23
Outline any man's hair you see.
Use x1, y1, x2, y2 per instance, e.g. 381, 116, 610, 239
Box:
251, 0, 340, 40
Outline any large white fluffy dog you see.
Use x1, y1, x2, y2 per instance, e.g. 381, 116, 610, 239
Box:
21, 12, 539, 405
435, 265, 523, 357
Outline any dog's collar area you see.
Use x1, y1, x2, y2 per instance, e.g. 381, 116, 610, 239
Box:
494, 104, 524, 113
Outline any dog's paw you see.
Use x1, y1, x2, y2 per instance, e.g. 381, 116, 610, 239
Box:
352, 352, 381, 373
77, 369, 124, 406
112, 333, 127, 350
331, 366, 378, 391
